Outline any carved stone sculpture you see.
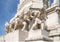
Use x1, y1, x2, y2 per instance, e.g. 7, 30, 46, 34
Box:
14, 18, 24, 30
37, 8, 47, 30
22, 11, 33, 31
31, 18, 41, 30
10, 18, 15, 30
5, 22, 12, 33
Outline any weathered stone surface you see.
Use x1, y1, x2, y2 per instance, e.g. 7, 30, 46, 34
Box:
0, 36, 4, 42
19, 41, 25, 42
49, 28, 60, 36
46, 12, 60, 30
4, 30, 19, 42
25, 40, 49, 42
3, 0, 60, 42
53, 36, 60, 42
19, 30, 28, 41
53, 36, 60, 41
31, 2, 43, 8
26, 29, 49, 40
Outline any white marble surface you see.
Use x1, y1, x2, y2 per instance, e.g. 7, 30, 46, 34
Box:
4, 30, 19, 42
25, 40, 48, 42
46, 12, 60, 30
0, 36, 4, 42
26, 29, 49, 40
31, 2, 43, 8
49, 28, 60, 36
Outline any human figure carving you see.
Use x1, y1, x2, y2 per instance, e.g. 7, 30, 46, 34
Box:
14, 18, 24, 30
10, 13, 24, 30
22, 21, 29, 31
30, 8, 47, 30
30, 11, 41, 30
10, 18, 15, 30
31, 18, 41, 30
37, 8, 47, 30
5, 22, 12, 33
22, 11, 33, 31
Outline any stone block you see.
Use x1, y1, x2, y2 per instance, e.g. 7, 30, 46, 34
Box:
49, 28, 60, 36
0, 36, 4, 42
19, 41, 25, 42
53, 36, 60, 41
25, 40, 48, 42
53, 41, 60, 42
19, 30, 28, 41
26, 29, 49, 40
25, 40, 53, 42
4, 30, 19, 42
32, 0, 43, 2
4, 30, 28, 42
46, 12, 59, 30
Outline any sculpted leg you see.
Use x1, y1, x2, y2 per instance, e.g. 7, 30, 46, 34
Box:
31, 18, 42, 30
41, 20, 47, 30
22, 21, 30, 31
30, 20, 37, 30
22, 22, 27, 31
41, 23, 44, 30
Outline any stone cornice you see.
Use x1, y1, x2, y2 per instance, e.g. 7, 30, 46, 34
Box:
46, 5, 57, 14
46, 5, 60, 15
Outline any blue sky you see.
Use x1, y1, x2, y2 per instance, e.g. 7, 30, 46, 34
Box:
0, 0, 19, 36
0, 0, 53, 36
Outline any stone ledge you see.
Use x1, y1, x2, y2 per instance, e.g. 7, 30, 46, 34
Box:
49, 28, 60, 37
25, 29, 51, 41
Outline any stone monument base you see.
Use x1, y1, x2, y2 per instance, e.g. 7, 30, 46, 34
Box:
25, 29, 49, 40
25, 40, 52, 42
25, 29, 52, 42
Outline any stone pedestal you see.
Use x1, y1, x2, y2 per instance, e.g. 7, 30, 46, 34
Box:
4, 30, 19, 42
49, 28, 60, 42
25, 40, 49, 42
51, 36, 60, 42
25, 29, 52, 42
19, 30, 28, 41
0, 36, 4, 42
49, 28, 60, 37
46, 11, 60, 30
3, 30, 28, 42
